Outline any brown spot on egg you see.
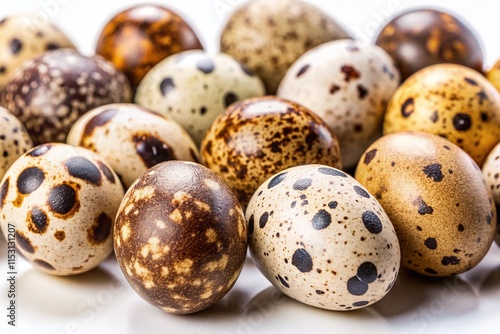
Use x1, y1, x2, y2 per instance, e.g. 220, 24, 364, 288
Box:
27, 207, 49, 234
87, 213, 112, 245
16, 231, 36, 254
47, 181, 80, 218
54, 230, 65, 242
133, 134, 176, 168
341, 65, 360, 82
82, 107, 119, 139
0, 178, 9, 208
97, 161, 115, 184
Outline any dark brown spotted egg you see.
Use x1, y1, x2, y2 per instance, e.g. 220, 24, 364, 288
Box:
0, 14, 75, 92
67, 103, 199, 188
201, 96, 342, 207
0, 106, 32, 179
355, 132, 496, 277
246, 164, 400, 311
135, 50, 265, 145
278, 40, 400, 169
482, 143, 500, 246
114, 161, 247, 314
220, 0, 350, 94
0, 143, 124, 275
0, 49, 132, 145
383, 64, 500, 167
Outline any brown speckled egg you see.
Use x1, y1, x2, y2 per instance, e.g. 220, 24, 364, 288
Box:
383, 64, 500, 167
135, 50, 265, 145
355, 132, 496, 277
220, 0, 350, 94
0, 14, 75, 92
486, 58, 500, 93
0, 106, 32, 179
0, 143, 124, 275
95, 4, 203, 90
0, 49, 132, 145
246, 164, 400, 311
278, 40, 400, 169
375, 9, 483, 81
114, 161, 247, 314
201, 96, 342, 207
482, 143, 500, 246
67, 103, 199, 188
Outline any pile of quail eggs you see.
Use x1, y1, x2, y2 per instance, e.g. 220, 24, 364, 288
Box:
0, 0, 499, 315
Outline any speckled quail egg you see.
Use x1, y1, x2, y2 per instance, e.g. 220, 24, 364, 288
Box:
0, 49, 132, 145
135, 50, 265, 145
246, 164, 400, 311
0, 143, 124, 275
383, 64, 500, 167
355, 132, 496, 277
201, 96, 342, 207
0, 14, 75, 92
482, 143, 500, 246
67, 103, 199, 188
220, 0, 350, 94
0, 106, 32, 179
114, 161, 247, 314
278, 39, 400, 169
486, 58, 500, 93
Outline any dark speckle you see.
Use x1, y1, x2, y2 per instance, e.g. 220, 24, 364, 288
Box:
458, 224, 465, 232
277, 274, 289, 288
296, 64, 310, 77
353, 186, 370, 198
293, 178, 312, 191
46, 43, 59, 50
341, 65, 360, 82
441, 256, 460, 266
248, 215, 254, 235
199, 106, 207, 115
16, 231, 35, 254
0, 178, 9, 208
259, 212, 269, 228
133, 134, 176, 168
453, 114, 471, 131
316, 290, 325, 295
361, 211, 383, 234
464, 77, 478, 86
224, 92, 238, 108
97, 161, 115, 184
425, 268, 438, 275
10, 38, 22, 55
353, 301, 369, 307
430, 110, 439, 123
401, 97, 414, 117
357, 85, 368, 99
28, 207, 48, 234
347, 277, 368, 296
17, 167, 45, 194
413, 196, 433, 215
423, 163, 444, 182
65, 157, 102, 185
328, 201, 338, 209
424, 238, 437, 250
480, 112, 489, 122
196, 58, 215, 74
159, 77, 175, 96
364, 149, 377, 165
292, 248, 313, 273
357, 262, 377, 283
268, 172, 287, 188
312, 209, 331, 230
330, 84, 340, 94
48, 184, 78, 215
87, 213, 112, 244
318, 167, 347, 177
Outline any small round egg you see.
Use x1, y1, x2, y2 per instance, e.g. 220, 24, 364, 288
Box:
201, 96, 342, 207
0, 106, 32, 179
0, 49, 132, 145
246, 164, 400, 311
375, 9, 483, 81
67, 103, 199, 188
0, 143, 124, 275
95, 4, 203, 90
482, 143, 500, 246
135, 50, 265, 145
114, 161, 247, 314
220, 0, 350, 94
0, 14, 75, 91
383, 64, 500, 167
355, 132, 496, 277
278, 39, 400, 169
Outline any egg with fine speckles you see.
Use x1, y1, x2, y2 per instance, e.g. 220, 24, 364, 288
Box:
355, 132, 496, 277
246, 164, 400, 311
0, 143, 124, 275
114, 161, 247, 314
482, 143, 500, 246
201, 96, 342, 207
383, 64, 500, 167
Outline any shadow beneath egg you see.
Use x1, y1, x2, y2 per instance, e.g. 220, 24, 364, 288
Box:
479, 264, 500, 293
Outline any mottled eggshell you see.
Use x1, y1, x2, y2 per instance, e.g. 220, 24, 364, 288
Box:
355, 132, 496, 277
482, 143, 500, 246
0, 14, 75, 91
95, 4, 203, 90
278, 40, 400, 169
0, 49, 132, 145
383, 64, 500, 167
201, 96, 342, 207
0, 106, 32, 179
67, 103, 199, 188
0, 143, 124, 275
135, 50, 265, 145
375, 9, 483, 81
246, 164, 400, 311
220, 0, 350, 94
114, 161, 247, 314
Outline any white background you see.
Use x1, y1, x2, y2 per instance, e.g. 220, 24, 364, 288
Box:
1, 1, 500, 334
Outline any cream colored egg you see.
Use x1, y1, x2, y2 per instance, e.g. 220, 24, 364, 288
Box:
483, 143, 500, 246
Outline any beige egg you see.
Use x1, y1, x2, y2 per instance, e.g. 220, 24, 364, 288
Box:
201, 96, 342, 207
246, 164, 400, 311
278, 40, 400, 169
355, 132, 496, 277
220, 0, 350, 94
114, 161, 247, 314
482, 143, 500, 246
383, 64, 500, 167
67, 103, 199, 188
0, 106, 32, 179
0, 143, 124, 275
0, 14, 75, 91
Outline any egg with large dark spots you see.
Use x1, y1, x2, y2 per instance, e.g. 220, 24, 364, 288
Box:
246, 164, 400, 311
0, 143, 124, 275
200, 96, 342, 207
482, 143, 500, 246
114, 161, 247, 314
355, 132, 496, 277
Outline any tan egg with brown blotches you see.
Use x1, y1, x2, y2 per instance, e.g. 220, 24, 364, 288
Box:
355, 132, 496, 277
114, 161, 247, 314
482, 143, 500, 246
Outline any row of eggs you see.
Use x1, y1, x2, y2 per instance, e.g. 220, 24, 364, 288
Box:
0, 0, 498, 315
